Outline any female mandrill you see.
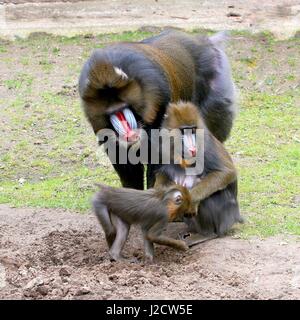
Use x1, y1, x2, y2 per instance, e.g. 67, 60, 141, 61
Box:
92, 183, 196, 262
79, 30, 237, 189
153, 101, 243, 241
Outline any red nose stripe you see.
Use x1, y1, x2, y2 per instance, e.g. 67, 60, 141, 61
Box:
116, 111, 131, 132
189, 147, 196, 157
186, 134, 196, 156
115, 111, 134, 140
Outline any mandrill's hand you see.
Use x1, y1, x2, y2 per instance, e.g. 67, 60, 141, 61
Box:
190, 187, 200, 202
191, 199, 200, 214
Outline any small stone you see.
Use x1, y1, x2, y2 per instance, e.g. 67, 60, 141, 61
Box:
23, 289, 38, 298
18, 178, 26, 184
37, 285, 49, 296
62, 287, 70, 296
279, 241, 288, 246
75, 286, 91, 296
24, 277, 43, 290
59, 267, 71, 277
227, 12, 241, 17
83, 34, 94, 39
51, 288, 63, 297
108, 274, 118, 281
19, 269, 28, 277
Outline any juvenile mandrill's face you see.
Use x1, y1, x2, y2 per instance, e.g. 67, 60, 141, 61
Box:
165, 186, 197, 221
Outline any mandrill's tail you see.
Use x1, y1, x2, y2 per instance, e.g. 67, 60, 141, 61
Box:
196, 30, 238, 142
209, 31, 229, 49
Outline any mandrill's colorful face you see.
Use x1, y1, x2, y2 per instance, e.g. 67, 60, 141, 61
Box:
109, 106, 141, 145
162, 101, 204, 167
94, 100, 144, 148
80, 62, 147, 148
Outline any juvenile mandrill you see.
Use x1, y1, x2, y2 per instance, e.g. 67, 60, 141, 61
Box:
92, 183, 196, 261
153, 102, 242, 238
79, 30, 237, 189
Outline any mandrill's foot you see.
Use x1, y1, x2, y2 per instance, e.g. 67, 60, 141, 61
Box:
108, 253, 122, 262
108, 251, 139, 263
144, 254, 154, 264
108, 250, 126, 262
179, 232, 217, 248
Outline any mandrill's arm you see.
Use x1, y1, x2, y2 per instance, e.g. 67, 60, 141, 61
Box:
190, 137, 237, 204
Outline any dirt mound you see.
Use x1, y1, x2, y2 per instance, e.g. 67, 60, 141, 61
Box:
0, 205, 299, 300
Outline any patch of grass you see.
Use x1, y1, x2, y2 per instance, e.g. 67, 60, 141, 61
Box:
286, 74, 296, 81
98, 30, 154, 43
191, 28, 216, 36
239, 57, 257, 68
39, 59, 54, 72
52, 47, 60, 54
4, 79, 23, 90
287, 57, 296, 67
227, 90, 300, 237
0, 45, 7, 53
20, 57, 30, 66
4, 73, 34, 90
0, 167, 120, 211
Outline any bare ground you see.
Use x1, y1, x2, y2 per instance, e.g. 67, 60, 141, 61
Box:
0, 205, 299, 300
1, 0, 300, 39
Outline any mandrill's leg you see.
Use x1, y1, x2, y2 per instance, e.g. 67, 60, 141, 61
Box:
93, 198, 116, 248
112, 163, 144, 189
108, 215, 130, 261
106, 146, 144, 190
142, 229, 155, 262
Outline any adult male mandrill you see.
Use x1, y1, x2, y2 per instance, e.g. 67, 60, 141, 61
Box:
79, 30, 237, 189
92, 183, 196, 262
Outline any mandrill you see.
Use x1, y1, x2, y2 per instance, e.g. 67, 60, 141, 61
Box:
92, 183, 196, 261
79, 30, 237, 189
153, 101, 243, 241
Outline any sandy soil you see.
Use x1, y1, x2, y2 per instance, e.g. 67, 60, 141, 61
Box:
0, 204, 299, 300
1, 0, 300, 39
